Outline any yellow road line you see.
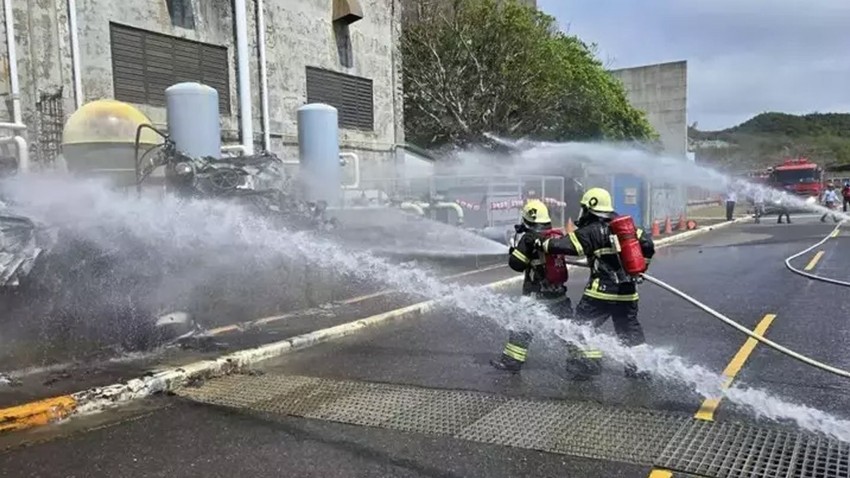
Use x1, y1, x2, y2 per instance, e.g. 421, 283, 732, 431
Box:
0, 395, 77, 433
804, 251, 825, 271
694, 313, 776, 421
831, 228, 840, 238
648, 469, 673, 478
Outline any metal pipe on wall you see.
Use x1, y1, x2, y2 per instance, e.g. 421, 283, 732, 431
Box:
4, 0, 22, 124
256, 0, 270, 152
0, 136, 28, 172
67, 0, 83, 109
3, 0, 28, 173
234, 0, 254, 155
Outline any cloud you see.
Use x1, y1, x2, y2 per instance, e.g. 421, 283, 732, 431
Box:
538, 0, 850, 129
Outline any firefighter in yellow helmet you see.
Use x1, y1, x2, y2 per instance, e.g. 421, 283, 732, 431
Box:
490, 199, 573, 372
536, 187, 655, 380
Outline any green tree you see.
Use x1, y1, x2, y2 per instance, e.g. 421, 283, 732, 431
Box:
402, 0, 655, 148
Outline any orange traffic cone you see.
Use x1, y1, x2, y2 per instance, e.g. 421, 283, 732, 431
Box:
664, 216, 673, 234
565, 217, 576, 234
677, 214, 686, 231
651, 219, 660, 236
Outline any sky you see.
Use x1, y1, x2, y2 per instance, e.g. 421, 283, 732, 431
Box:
537, 0, 850, 131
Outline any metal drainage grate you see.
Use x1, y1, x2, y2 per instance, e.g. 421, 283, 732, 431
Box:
178, 374, 850, 478
658, 420, 850, 478
178, 374, 684, 465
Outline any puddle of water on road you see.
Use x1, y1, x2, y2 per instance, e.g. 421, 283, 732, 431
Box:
1, 141, 849, 441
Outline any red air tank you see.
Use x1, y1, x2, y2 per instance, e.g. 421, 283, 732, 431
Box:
608, 215, 646, 277
539, 229, 569, 285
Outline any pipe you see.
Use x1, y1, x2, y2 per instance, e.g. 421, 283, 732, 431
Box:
234, 0, 254, 155
68, 0, 83, 109
223, 144, 301, 165
221, 144, 249, 155
432, 201, 465, 225
340, 152, 361, 189
256, 0, 270, 151
4, 0, 21, 124
560, 258, 850, 380
399, 201, 425, 216
0, 122, 26, 131
0, 135, 28, 172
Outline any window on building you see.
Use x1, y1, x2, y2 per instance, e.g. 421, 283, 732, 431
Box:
165, 0, 196, 29
110, 23, 230, 113
305, 67, 373, 131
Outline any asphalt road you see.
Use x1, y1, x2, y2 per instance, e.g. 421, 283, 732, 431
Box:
2, 217, 848, 478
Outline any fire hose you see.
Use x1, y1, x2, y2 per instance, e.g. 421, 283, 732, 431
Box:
784, 222, 850, 286
561, 250, 850, 379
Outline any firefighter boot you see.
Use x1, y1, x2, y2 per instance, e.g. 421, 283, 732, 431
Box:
566, 345, 602, 380
624, 364, 651, 380
491, 331, 531, 373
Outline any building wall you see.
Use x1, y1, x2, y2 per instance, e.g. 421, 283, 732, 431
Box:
0, 0, 403, 181
610, 61, 687, 156
610, 60, 688, 223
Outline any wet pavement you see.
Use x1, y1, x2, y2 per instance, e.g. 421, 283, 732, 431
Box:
2, 217, 849, 478
0, 262, 513, 408
255, 217, 850, 422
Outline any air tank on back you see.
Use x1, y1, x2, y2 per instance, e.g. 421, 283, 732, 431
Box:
298, 103, 341, 206
166, 82, 221, 158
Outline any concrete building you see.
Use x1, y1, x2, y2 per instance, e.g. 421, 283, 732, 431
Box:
610, 60, 689, 225
0, 0, 403, 182
611, 61, 688, 156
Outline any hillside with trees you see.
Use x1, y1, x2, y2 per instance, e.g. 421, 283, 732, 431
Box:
690, 112, 850, 172
401, 0, 656, 149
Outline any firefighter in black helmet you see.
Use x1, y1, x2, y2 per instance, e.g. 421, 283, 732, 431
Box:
537, 187, 655, 380
490, 199, 573, 373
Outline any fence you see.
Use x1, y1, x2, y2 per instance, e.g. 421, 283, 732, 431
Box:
340, 174, 567, 229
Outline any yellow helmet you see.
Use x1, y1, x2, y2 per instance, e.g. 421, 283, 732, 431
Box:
521, 199, 551, 225
580, 187, 615, 214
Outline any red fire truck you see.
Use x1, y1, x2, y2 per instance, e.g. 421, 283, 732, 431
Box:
767, 158, 824, 199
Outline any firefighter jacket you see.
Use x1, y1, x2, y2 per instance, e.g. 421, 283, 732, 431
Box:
543, 219, 655, 302
508, 229, 568, 299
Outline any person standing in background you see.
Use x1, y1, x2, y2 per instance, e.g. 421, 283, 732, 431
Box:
776, 196, 791, 224
820, 183, 841, 223
725, 188, 737, 221
752, 189, 765, 224
842, 181, 850, 212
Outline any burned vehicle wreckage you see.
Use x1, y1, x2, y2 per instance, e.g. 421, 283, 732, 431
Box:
0, 126, 339, 356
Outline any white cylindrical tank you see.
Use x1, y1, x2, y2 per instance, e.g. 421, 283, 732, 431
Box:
166, 82, 221, 158
298, 103, 341, 205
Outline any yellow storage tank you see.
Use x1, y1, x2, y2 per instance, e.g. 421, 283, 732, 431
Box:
61, 99, 161, 188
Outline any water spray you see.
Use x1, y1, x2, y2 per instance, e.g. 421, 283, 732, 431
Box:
4, 171, 850, 440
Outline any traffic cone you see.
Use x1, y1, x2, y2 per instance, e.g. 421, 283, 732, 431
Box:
651, 219, 660, 236
677, 214, 686, 231
565, 217, 576, 234
664, 216, 673, 234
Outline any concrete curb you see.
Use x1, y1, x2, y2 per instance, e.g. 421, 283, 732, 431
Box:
0, 219, 746, 435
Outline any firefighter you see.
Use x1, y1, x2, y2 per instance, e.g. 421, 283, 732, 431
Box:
490, 199, 573, 373
536, 187, 655, 380
821, 183, 841, 223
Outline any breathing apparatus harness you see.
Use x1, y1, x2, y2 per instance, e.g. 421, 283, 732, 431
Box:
574, 202, 647, 286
